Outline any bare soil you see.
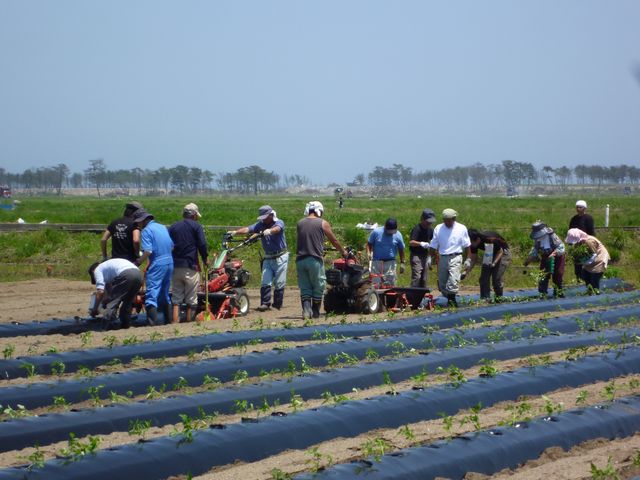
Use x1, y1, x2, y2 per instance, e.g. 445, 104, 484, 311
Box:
0, 279, 638, 479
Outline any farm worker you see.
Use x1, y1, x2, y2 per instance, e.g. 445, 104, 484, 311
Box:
465, 229, 511, 300
568, 200, 596, 283
408, 209, 436, 288
366, 218, 406, 287
228, 205, 288, 311
169, 203, 208, 323
524, 221, 566, 298
565, 228, 609, 294
296, 201, 347, 319
133, 209, 174, 325
100, 201, 144, 263
88, 258, 143, 329
429, 208, 471, 307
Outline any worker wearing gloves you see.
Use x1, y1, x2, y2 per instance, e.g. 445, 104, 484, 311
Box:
524, 221, 566, 298
465, 229, 511, 301
88, 258, 143, 329
228, 205, 288, 311
565, 228, 609, 294
568, 200, 596, 283
408, 209, 436, 288
100, 201, 143, 263
429, 209, 471, 307
366, 218, 406, 287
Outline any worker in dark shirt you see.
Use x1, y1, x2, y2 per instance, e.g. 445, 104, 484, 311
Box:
569, 200, 596, 283
408, 208, 436, 288
169, 203, 208, 323
465, 229, 511, 300
100, 201, 143, 262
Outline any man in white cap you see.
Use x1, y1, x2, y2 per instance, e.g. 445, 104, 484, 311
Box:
569, 200, 595, 283
169, 203, 208, 322
296, 201, 347, 319
429, 208, 471, 307
228, 205, 288, 311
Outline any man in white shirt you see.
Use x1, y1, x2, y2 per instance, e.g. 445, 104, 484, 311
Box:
429, 208, 471, 307
89, 258, 143, 328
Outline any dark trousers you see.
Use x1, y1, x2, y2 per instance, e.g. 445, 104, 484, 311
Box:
104, 269, 143, 327
410, 253, 428, 288
581, 270, 603, 292
538, 254, 565, 295
479, 251, 511, 298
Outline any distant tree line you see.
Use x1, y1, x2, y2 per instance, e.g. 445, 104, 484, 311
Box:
358, 160, 640, 190
0, 160, 310, 196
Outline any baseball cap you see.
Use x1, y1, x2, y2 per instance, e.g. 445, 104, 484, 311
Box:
384, 217, 398, 232
257, 205, 274, 221
125, 201, 144, 211
183, 203, 202, 219
421, 208, 436, 223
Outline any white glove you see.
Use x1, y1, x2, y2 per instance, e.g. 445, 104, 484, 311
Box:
262, 228, 272, 236
399, 262, 406, 274
426, 256, 432, 269
226, 230, 236, 236
420, 242, 429, 249
584, 253, 597, 265
463, 258, 472, 270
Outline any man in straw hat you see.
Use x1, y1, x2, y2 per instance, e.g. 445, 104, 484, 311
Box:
169, 203, 208, 322
429, 208, 471, 307
524, 221, 566, 298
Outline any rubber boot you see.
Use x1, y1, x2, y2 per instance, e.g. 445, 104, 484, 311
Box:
273, 288, 285, 310
301, 298, 313, 320
146, 306, 158, 326
162, 303, 172, 325
311, 299, 322, 319
258, 285, 272, 311
447, 294, 458, 308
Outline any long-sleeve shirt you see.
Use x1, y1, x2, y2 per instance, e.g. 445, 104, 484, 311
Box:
169, 219, 208, 270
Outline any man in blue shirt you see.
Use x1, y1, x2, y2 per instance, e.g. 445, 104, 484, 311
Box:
169, 203, 208, 323
229, 205, 288, 311
134, 209, 174, 325
367, 218, 406, 287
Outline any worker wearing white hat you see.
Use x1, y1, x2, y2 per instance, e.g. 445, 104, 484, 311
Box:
569, 200, 595, 283
429, 208, 471, 307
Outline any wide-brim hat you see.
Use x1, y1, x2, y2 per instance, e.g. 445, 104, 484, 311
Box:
530, 221, 551, 239
132, 209, 154, 224
257, 205, 274, 221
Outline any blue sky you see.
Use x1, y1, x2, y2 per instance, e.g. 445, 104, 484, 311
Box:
1, 1, 639, 184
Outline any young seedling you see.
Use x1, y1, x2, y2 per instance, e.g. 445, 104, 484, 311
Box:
233, 369, 249, 385
305, 446, 333, 473
398, 424, 415, 441
20, 362, 36, 378
109, 391, 130, 404
85, 385, 104, 406
290, 390, 304, 413
575, 390, 589, 406
438, 412, 454, 439
2, 344, 15, 359
270, 468, 292, 480
202, 374, 221, 390
541, 395, 563, 415
364, 348, 380, 361
50, 361, 66, 377
361, 437, 392, 462
173, 376, 189, 391
52, 395, 70, 409
22, 445, 45, 471
103, 335, 118, 349
128, 419, 152, 439
60, 433, 101, 461
478, 358, 500, 378
589, 456, 620, 480
603, 381, 617, 402
445, 365, 466, 388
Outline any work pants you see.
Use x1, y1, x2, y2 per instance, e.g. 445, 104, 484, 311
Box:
260, 252, 289, 308
410, 253, 428, 288
437, 253, 462, 296
479, 250, 511, 299
104, 268, 143, 327
296, 256, 325, 303
371, 259, 397, 287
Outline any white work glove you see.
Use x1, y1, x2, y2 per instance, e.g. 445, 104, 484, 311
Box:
262, 228, 272, 236
584, 253, 597, 266
426, 256, 432, 270
226, 230, 236, 236
399, 262, 406, 274
463, 258, 472, 270
420, 241, 429, 249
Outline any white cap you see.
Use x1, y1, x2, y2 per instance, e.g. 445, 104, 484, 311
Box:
575, 200, 587, 208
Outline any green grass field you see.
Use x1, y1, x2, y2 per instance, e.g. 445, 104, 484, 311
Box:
1, 194, 639, 289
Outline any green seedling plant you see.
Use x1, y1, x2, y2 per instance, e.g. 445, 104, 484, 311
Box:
541, 395, 563, 415
50, 361, 66, 377
202, 374, 221, 390
290, 390, 304, 413
148, 331, 163, 342
398, 424, 415, 441
59, 433, 101, 461
305, 446, 333, 473
382, 371, 397, 395
503, 401, 533, 426
109, 391, 130, 404
85, 385, 104, 406
75, 365, 94, 378
438, 412, 454, 439
327, 352, 359, 367
173, 376, 189, 391
234, 399, 252, 414
269, 468, 292, 480
575, 390, 589, 406
410, 368, 429, 388
589, 456, 620, 480
122, 335, 139, 346
365, 348, 380, 361
22, 445, 45, 471
20, 362, 36, 378
2, 344, 15, 359
445, 365, 466, 388
52, 395, 70, 409
2, 404, 28, 419
361, 437, 392, 462
603, 381, 617, 402
128, 419, 152, 439
478, 358, 500, 378
233, 369, 249, 385
459, 402, 483, 431
103, 335, 118, 349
